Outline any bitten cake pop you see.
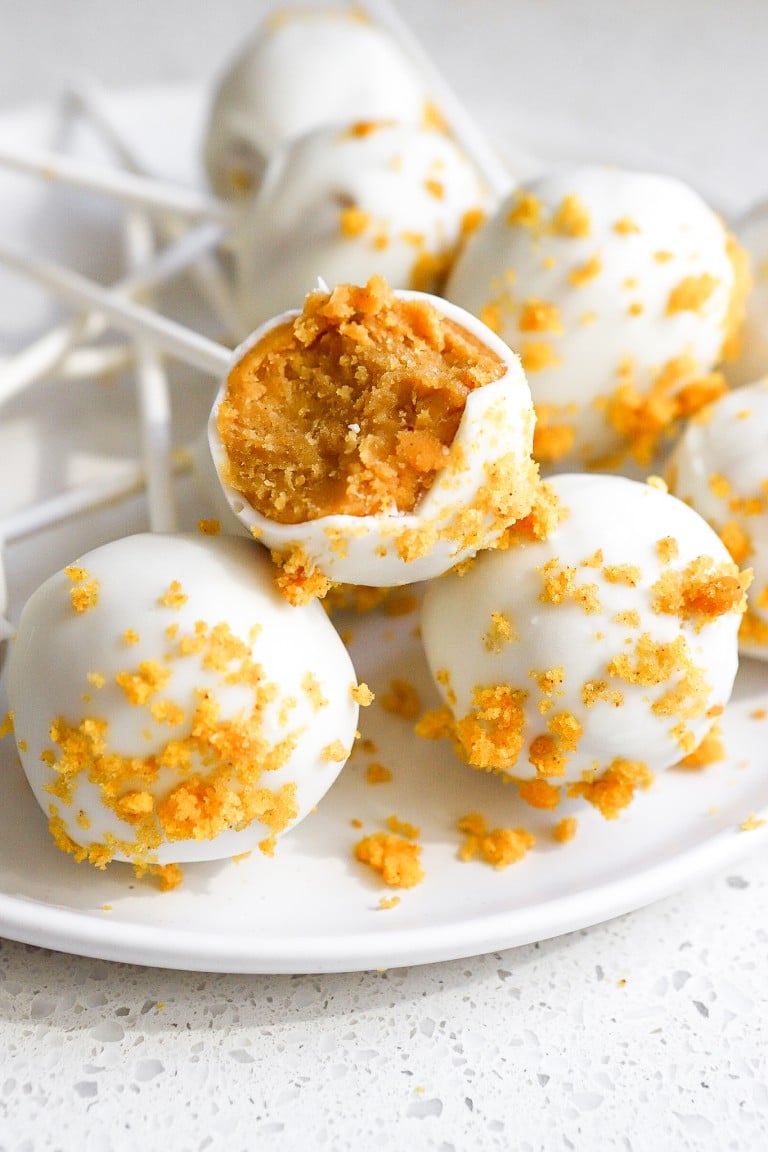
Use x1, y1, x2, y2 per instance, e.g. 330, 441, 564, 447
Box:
668, 377, 768, 659
209, 276, 538, 601
6, 533, 363, 875
420, 473, 748, 817
231, 120, 488, 334
445, 166, 749, 471
203, 7, 429, 199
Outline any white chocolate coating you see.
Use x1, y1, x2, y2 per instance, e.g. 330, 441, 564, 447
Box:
726, 206, 768, 387
231, 121, 487, 335
208, 289, 536, 590
669, 378, 768, 659
445, 166, 737, 471
6, 534, 360, 867
204, 10, 428, 199
421, 474, 744, 790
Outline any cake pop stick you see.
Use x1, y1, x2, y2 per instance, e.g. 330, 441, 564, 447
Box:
0, 242, 231, 377
360, 0, 513, 199
122, 210, 176, 532
0, 448, 192, 545
0, 221, 224, 405
0, 142, 232, 224
66, 78, 239, 337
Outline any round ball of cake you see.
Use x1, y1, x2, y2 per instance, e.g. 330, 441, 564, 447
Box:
6, 533, 362, 872
209, 277, 538, 602
420, 473, 748, 817
204, 9, 428, 199
725, 204, 768, 387
231, 120, 487, 335
445, 166, 748, 471
669, 377, 768, 659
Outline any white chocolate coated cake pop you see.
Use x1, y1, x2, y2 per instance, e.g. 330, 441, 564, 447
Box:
231, 120, 488, 335
420, 473, 748, 818
445, 166, 748, 471
204, 8, 429, 199
668, 377, 768, 659
209, 278, 538, 602
6, 533, 362, 876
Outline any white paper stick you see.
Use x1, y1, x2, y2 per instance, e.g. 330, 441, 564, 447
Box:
66, 79, 239, 337
0, 142, 232, 224
0, 221, 225, 404
0, 242, 232, 378
361, 0, 513, 200
123, 210, 177, 533
36, 343, 133, 382
0, 449, 192, 545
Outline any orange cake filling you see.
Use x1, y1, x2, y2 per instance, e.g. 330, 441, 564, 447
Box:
217, 277, 506, 524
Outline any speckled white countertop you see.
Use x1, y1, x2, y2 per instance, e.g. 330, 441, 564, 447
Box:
1, 2, 767, 1149
2, 860, 767, 1151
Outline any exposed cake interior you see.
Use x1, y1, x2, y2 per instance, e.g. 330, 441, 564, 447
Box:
217, 276, 506, 524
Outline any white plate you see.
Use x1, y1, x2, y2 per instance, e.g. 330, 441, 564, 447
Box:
1, 89, 767, 975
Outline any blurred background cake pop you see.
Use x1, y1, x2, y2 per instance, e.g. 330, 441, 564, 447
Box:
203, 6, 430, 200
445, 166, 749, 472
230, 119, 489, 335
668, 377, 768, 660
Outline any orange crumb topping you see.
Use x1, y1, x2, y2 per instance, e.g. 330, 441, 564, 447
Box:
0, 711, 13, 739
518, 299, 562, 334
483, 611, 518, 652
271, 546, 332, 606
719, 521, 752, 565
520, 340, 561, 373
218, 277, 505, 523
454, 684, 528, 773
37, 616, 311, 873
367, 762, 393, 784
197, 518, 221, 536
666, 274, 719, 315
582, 680, 624, 709
301, 672, 328, 712
378, 895, 400, 910
568, 759, 653, 818
149, 863, 183, 892
499, 480, 564, 546
650, 556, 750, 628
568, 253, 602, 287
604, 353, 729, 466
457, 812, 535, 869
602, 564, 641, 587
123, 629, 140, 646
339, 206, 372, 237
678, 722, 725, 769
351, 682, 375, 706
70, 579, 100, 614
158, 581, 188, 610
553, 816, 578, 843
532, 403, 575, 464
517, 778, 561, 810
386, 814, 420, 840
506, 193, 542, 229
354, 832, 424, 887
321, 739, 350, 763
553, 195, 591, 238
656, 537, 679, 565
740, 814, 767, 832
379, 678, 421, 720
614, 217, 640, 236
